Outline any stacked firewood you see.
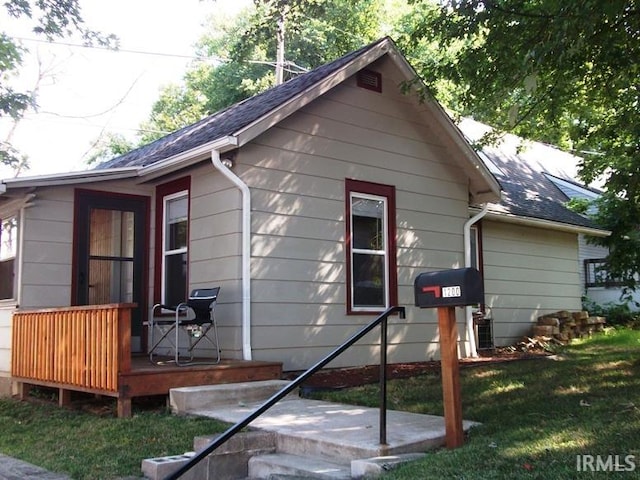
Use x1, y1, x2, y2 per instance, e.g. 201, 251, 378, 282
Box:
533, 310, 606, 343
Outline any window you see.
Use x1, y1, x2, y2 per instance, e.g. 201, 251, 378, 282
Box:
0, 216, 18, 300
584, 258, 625, 288
155, 177, 190, 307
346, 179, 397, 313
470, 224, 483, 273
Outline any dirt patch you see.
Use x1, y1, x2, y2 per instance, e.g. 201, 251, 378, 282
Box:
284, 349, 551, 390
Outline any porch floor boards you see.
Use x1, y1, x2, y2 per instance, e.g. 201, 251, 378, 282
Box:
122, 356, 283, 398
14, 357, 283, 418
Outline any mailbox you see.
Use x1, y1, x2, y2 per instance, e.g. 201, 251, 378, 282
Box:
414, 267, 483, 308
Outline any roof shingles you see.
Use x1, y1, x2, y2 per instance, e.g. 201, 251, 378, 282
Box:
97, 39, 388, 169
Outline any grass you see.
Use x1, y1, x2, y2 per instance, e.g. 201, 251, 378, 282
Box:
311, 327, 640, 479
1, 328, 638, 479
0, 395, 228, 479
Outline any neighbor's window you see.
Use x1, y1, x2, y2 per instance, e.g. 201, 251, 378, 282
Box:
584, 258, 625, 288
470, 224, 480, 271
0, 216, 18, 300
155, 177, 190, 307
346, 179, 397, 313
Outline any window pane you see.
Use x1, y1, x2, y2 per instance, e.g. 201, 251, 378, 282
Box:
89, 209, 134, 257
88, 259, 134, 304
0, 259, 14, 299
0, 217, 17, 260
352, 198, 384, 250
353, 253, 385, 307
470, 226, 478, 270
165, 252, 187, 306
166, 197, 187, 250
0, 217, 17, 300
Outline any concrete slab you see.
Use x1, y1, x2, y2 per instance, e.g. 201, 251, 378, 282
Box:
0, 454, 70, 480
351, 453, 427, 478
249, 453, 351, 480
170, 380, 297, 414
191, 398, 478, 464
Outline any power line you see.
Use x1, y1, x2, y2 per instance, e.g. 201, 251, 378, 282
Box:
11, 35, 223, 61
11, 35, 306, 71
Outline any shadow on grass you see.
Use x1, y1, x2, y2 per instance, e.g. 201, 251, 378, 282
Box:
313, 328, 640, 479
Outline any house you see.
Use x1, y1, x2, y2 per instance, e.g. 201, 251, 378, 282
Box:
457, 118, 625, 320
0, 37, 608, 405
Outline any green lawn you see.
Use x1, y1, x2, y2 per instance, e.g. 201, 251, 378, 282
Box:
312, 328, 640, 479
0, 396, 228, 479
1, 328, 638, 479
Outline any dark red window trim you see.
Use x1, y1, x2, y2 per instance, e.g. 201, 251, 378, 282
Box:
153, 176, 191, 306
71, 188, 150, 307
345, 178, 397, 315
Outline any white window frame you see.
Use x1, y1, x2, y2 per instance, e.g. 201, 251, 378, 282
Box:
0, 215, 19, 302
161, 190, 188, 305
349, 192, 390, 312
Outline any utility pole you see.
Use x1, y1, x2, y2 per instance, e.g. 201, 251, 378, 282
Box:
275, 3, 286, 85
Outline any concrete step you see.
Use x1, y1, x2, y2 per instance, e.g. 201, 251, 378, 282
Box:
248, 453, 351, 480
192, 398, 477, 465
142, 431, 276, 480
170, 379, 297, 414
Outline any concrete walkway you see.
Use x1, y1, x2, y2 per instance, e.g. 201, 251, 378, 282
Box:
0, 454, 70, 480
189, 397, 478, 461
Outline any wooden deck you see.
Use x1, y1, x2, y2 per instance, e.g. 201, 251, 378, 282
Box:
14, 357, 283, 417
120, 357, 283, 400
11, 304, 282, 417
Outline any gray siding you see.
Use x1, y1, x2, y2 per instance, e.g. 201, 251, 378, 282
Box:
482, 220, 582, 345
19, 181, 153, 309
237, 59, 471, 370
186, 164, 244, 359
0, 306, 12, 392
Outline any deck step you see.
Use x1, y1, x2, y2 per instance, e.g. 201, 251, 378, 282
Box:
170, 379, 297, 414
248, 453, 351, 480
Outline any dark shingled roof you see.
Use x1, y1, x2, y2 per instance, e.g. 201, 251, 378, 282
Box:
458, 118, 602, 231
96, 38, 601, 233
96, 38, 390, 169
479, 146, 600, 230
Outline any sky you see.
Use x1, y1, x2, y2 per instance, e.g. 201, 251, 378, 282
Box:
1, 0, 251, 178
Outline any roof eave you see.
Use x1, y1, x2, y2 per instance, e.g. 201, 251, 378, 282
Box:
138, 136, 238, 180
0, 167, 140, 193
386, 47, 501, 204
480, 209, 611, 237
232, 39, 394, 147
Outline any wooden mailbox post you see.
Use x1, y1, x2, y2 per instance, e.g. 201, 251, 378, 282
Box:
414, 268, 484, 448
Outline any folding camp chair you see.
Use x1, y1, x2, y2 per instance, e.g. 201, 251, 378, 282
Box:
148, 287, 221, 365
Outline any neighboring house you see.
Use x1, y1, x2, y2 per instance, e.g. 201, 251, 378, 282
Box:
458, 118, 630, 315
0, 37, 609, 398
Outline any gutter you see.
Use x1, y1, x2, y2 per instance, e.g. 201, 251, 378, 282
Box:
211, 145, 253, 361
463, 204, 489, 358
480, 210, 611, 237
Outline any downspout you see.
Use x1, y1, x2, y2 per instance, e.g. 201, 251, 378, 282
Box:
16, 194, 35, 307
463, 203, 489, 358
211, 150, 252, 361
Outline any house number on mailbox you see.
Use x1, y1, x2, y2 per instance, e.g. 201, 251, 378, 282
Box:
442, 286, 461, 298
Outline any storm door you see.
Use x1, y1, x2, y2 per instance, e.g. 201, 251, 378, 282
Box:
74, 190, 149, 352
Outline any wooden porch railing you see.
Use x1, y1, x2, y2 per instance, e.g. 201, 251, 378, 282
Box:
11, 304, 135, 414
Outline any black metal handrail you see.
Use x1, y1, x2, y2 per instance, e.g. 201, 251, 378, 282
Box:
165, 305, 406, 480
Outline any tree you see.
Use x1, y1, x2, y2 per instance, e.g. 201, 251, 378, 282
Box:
138, 0, 386, 144
408, 0, 640, 288
1, 0, 117, 174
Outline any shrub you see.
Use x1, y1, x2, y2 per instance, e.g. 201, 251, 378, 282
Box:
582, 296, 640, 328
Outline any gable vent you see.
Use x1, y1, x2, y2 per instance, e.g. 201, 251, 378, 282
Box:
357, 69, 382, 93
